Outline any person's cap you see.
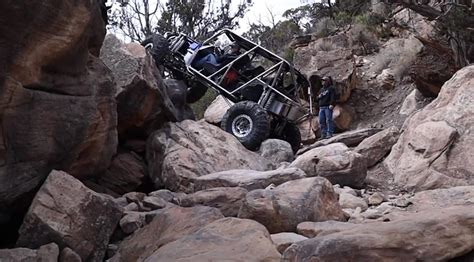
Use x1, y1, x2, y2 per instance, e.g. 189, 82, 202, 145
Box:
322, 76, 330, 81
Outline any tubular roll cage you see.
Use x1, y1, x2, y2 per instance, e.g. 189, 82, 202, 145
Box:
167, 29, 314, 124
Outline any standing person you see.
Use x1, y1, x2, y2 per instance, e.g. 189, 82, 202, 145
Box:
318, 76, 337, 139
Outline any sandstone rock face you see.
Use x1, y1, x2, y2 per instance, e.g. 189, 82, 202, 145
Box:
258, 139, 294, 165
409, 186, 474, 212
204, 95, 232, 124
0, 0, 117, 212
271, 233, 308, 254
179, 187, 248, 217
143, 218, 281, 261
194, 168, 307, 191
339, 193, 368, 211
100, 34, 178, 139
0, 243, 59, 262
291, 143, 367, 188
410, 38, 458, 97
385, 66, 474, 191
16, 171, 122, 262
97, 152, 146, 195
295, 34, 358, 103
111, 206, 223, 262
147, 120, 272, 192
238, 177, 345, 233
283, 207, 474, 261
297, 221, 362, 238
332, 105, 353, 131
163, 79, 195, 121
400, 89, 424, 115
355, 126, 400, 167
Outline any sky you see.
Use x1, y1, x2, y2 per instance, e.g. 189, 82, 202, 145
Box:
238, 0, 307, 32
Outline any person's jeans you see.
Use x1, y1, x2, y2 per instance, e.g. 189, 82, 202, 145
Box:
194, 53, 218, 68
319, 106, 334, 137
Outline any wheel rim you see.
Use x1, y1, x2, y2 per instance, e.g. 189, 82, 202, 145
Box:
231, 114, 253, 138
144, 43, 153, 51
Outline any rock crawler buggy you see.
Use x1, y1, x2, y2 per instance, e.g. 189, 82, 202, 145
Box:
142, 29, 314, 153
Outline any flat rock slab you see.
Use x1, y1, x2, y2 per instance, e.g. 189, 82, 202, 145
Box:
291, 143, 367, 188
143, 218, 281, 261
193, 168, 307, 191
178, 187, 248, 217
111, 206, 223, 262
284, 206, 474, 261
298, 128, 382, 155
16, 171, 122, 262
355, 126, 400, 167
147, 120, 272, 193
271, 233, 308, 254
238, 177, 345, 233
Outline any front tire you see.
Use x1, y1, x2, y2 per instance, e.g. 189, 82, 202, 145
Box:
221, 101, 270, 151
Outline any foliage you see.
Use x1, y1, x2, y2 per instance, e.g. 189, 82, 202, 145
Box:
108, 0, 251, 42
244, 20, 301, 54
157, 0, 250, 41
190, 88, 218, 119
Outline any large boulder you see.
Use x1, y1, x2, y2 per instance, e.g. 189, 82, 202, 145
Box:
194, 168, 307, 191
97, 151, 146, 195
385, 65, 474, 191
203, 95, 232, 124
291, 143, 367, 188
238, 177, 345, 233
142, 218, 281, 261
100, 35, 179, 139
283, 206, 474, 261
0, 243, 59, 262
178, 187, 248, 217
16, 171, 122, 262
0, 0, 117, 213
110, 206, 224, 262
355, 126, 400, 167
258, 139, 294, 164
147, 120, 272, 192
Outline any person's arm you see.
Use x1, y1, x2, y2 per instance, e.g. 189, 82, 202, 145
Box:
329, 87, 336, 109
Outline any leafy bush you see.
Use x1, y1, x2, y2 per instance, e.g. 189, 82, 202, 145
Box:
348, 24, 379, 55
312, 17, 337, 38
190, 89, 218, 119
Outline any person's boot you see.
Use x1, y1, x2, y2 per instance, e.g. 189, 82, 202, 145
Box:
319, 134, 327, 140
326, 134, 333, 139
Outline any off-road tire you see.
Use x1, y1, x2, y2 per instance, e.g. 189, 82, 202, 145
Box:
221, 101, 270, 151
141, 34, 170, 65
185, 80, 208, 103
279, 122, 302, 154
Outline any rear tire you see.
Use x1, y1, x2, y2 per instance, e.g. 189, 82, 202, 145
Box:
185, 80, 209, 103
141, 34, 170, 65
221, 101, 270, 151
279, 122, 302, 154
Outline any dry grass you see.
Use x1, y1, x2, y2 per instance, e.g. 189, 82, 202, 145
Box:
371, 37, 423, 79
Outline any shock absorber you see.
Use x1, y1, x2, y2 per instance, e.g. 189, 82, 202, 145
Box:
264, 92, 276, 110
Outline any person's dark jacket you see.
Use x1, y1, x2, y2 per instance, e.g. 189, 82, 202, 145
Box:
317, 85, 336, 107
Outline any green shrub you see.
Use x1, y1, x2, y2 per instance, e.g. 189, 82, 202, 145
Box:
190, 89, 218, 119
